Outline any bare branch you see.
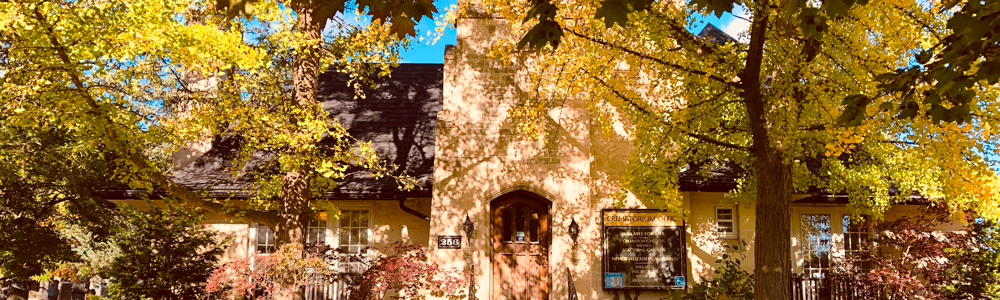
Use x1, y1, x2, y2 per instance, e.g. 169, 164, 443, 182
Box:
582, 68, 750, 151
565, 28, 743, 90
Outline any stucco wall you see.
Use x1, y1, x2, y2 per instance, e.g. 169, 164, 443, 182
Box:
426, 14, 971, 300
113, 198, 432, 263
429, 16, 693, 300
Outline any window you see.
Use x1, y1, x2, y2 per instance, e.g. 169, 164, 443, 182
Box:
801, 214, 832, 278
842, 215, 873, 271
307, 212, 328, 246
338, 210, 371, 253
716, 207, 738, 239
256, 224, 276, 254
499, 204, 542, 243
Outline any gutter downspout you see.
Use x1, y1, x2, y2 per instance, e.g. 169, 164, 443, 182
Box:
398, 196, 430, 221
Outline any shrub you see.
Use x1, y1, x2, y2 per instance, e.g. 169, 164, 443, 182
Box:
206, 243, 326, 300
674, 242, 753, 300
207, 241, 468, 300
942, 218, 1000, 299
106, 203, 227, 300
828, 207, 989, 299
345, 242, 467, 300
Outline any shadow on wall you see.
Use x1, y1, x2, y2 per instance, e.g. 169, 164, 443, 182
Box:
431, 9, 689, 300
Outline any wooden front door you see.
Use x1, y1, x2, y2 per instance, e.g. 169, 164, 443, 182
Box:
491, 196, 550, 300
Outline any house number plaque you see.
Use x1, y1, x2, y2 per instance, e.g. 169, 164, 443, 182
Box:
437, 235, 462, 249
602, 209, 688, 290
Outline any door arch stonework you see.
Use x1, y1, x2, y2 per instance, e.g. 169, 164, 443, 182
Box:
490, 191, 551, 300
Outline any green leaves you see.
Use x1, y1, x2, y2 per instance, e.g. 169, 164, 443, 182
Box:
798, 7, 828, 40
690, 0, 742, 18
837, 94, 872, 126
108, 203, 226, 300
519, 0, 564, 50
214, 0, 260, 18
862, 0, 1000, 125
518, 19, 564, 49
595, 0, 653, 28
595, 0, 631, 28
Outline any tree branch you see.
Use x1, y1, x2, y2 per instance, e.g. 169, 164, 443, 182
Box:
582, 68, 750, 151
565, 28, 743, 90
31, 8, 279, 227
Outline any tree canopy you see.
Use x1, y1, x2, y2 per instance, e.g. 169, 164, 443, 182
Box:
474, 0, 1000, 298
1, 0, 430, 228
0, 124, 119, 280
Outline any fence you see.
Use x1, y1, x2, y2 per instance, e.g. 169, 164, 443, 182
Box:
791, 274, 885, 300
303, 257, 369, 300
304, 274, 353, 300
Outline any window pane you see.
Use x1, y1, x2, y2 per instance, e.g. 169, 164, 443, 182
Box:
529, 211, 539, 242
718, 221, 734, 233
360, 229, 368, 245
348, 212, 357, 227
843, 214, 873, 272
801, 214, 831, 278
515, 205, 525, 233
341, 211, 351, 227
717, 208, 733, 220
502, 207, 512, 241
257, 227, 266, 245
359, 211, 369, 227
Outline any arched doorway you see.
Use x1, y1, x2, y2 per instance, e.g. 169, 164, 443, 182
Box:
490, 191, 550, 300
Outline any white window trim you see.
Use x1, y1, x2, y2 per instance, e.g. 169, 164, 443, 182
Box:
307, 212, 334, 247
715, 206, 739, 239
249, 222, 277, 255
841, 213, 875, 270
247, 205, 375, 256
333, 205, 374, 252
791, 207, 877, 275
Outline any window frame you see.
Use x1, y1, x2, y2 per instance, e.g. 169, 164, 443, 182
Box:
334, 206, 374, 254
250, 222, 277, 255
792, 206, 878, 277
307, 212, 334, 247
798, 212, 834, 279
715, 206, 739, 239
841, 214, 874, 272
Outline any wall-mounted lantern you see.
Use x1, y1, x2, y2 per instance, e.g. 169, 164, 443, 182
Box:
568, 218, 580, 245
463, 215, 475, 239
462, 215, 475, 300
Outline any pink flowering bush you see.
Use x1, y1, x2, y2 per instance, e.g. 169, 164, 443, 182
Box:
347, 242, 468, 300
829, 206, 974, 299
205, 243, 326, 300
206, 242, 468, 300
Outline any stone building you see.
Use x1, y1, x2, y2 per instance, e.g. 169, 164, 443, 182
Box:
102, 17, 962, 300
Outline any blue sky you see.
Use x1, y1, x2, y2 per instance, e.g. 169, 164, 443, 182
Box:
398, 2, 751, 63
398, 0, 459, 63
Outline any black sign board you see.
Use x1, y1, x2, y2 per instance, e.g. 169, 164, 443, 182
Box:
437, 235, 462, 249
602, 209, 687, 290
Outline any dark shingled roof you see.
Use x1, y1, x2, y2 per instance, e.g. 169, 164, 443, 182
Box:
319, 64, 442, 199
98, 64, 443, 200
697, 23, 737, 45
678, 162, 743, 192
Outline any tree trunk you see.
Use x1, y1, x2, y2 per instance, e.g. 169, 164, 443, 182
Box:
742, 4, 793, 300
751, 150, 793, 299
272, 5, 327, 300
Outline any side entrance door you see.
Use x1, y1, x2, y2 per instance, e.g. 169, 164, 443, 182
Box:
491, 195, 550, 300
